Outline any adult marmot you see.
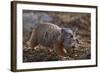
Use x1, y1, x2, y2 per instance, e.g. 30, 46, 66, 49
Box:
26, 23, 78, 57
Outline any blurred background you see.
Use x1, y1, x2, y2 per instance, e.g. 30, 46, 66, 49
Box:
23, 10, 91, 62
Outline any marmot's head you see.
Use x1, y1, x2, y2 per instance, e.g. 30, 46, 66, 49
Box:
61, 28, 79, 49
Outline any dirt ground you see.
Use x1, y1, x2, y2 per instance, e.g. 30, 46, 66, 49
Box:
23, 10, 91, 62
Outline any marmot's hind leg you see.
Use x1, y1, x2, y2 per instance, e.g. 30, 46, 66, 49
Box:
26, 41, 38, 50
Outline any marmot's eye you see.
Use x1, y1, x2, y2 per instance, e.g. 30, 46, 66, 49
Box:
70, 35, 73, 38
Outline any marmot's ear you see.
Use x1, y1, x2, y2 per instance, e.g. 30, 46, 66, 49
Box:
61, 28, 67, 36
61, 28, 66, 39
61, 28, 65, 33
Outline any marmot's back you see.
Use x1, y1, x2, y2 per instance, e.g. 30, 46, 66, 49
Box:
35, 23, 61, 47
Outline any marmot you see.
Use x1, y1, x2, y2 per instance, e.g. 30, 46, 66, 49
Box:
26, 23, 77, 57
